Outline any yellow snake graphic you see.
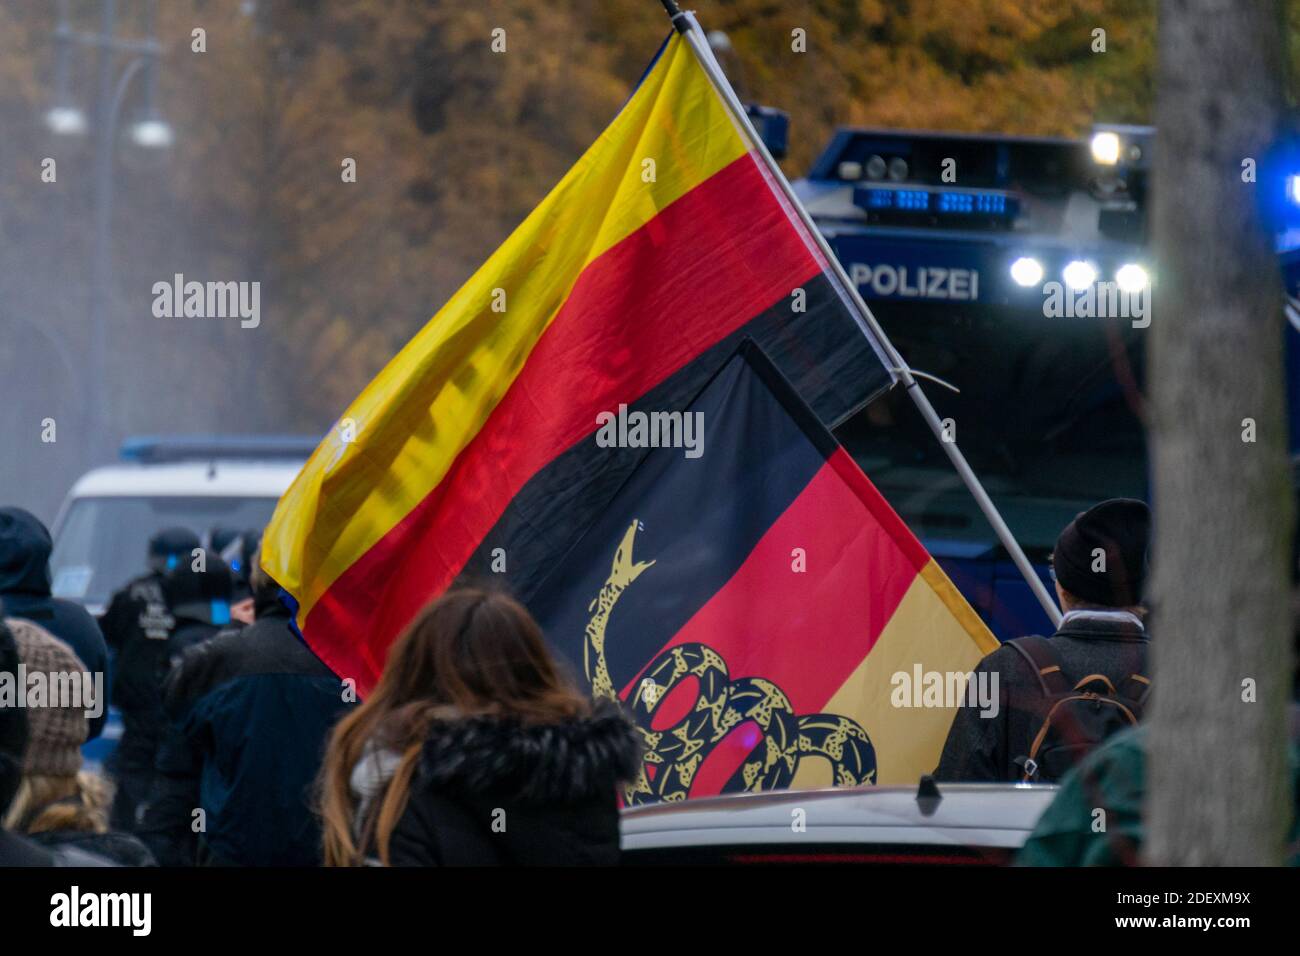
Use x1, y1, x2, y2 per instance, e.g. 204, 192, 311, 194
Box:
585, 520, 877, 804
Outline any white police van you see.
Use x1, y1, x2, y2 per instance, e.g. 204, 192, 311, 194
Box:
48, 437, 313, 768
48, 436, 313, 617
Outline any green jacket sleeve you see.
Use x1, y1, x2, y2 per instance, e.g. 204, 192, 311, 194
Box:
1017, 726, 1148, 867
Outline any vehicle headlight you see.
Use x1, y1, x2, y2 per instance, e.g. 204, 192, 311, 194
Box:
1063, 260, 1097, 290
1091, 131, 1121, 165
1009, 256, 1044, 288
1115, 263, 1149, 292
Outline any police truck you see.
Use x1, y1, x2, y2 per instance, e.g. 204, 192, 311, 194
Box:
780, 122, 1300, 637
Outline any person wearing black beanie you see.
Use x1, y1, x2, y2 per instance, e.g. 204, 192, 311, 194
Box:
1051, 498, 1150, 611
935, 498, 1153, 783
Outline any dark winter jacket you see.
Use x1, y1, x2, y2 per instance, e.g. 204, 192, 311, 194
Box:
361, 701, 641, 866
142, 590, 352, 866
110, 592, 226, 839
0, 827, 117, 866
934, 610, 1150, 783
28, 826, 157, 866
0, 507, 108, 740
101, 571, 175, 717
112, 612, 223, 774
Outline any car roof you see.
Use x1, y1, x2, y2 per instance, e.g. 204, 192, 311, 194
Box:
620, 783, 1058, 851
66, 461, 303, 498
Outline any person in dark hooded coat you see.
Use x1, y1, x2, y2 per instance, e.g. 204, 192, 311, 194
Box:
319, 588, 641, 866
0, 507, 107, 740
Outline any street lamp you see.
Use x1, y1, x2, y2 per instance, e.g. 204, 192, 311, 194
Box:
131, 111, 174, 149
45, 104, 89, 136
45, 0, 171, 464
47, 1, 86, 136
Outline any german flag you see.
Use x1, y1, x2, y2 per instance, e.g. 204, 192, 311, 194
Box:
262, 33, 894, 693
529, 341, 998, 798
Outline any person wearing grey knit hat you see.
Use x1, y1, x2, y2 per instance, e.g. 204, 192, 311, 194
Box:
5, 619, 88, 777
2, 618, 154, 865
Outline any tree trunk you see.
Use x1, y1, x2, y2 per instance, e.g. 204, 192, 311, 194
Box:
1147, 0, 1293, 865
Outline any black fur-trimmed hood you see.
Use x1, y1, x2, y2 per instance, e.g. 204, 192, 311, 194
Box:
418, 699, 642, 804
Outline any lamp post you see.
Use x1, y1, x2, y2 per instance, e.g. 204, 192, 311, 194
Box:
46, 0, 173, 464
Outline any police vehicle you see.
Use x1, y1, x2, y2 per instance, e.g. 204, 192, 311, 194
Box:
780, 122, 1300, 638
48, 436, 312, 617
49, 436, 311, 767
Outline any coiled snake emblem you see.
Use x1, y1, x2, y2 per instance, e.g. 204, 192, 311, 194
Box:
585, 520, 877, 804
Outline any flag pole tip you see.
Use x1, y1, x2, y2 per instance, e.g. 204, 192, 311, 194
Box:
658, 0, 691, 33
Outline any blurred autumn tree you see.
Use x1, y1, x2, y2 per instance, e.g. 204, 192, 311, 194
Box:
0, 0, 1164, 518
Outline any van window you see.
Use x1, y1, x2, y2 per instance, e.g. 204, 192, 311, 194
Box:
50, 496, 279, 608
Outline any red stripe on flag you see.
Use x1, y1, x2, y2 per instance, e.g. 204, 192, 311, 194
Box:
305, 153, 822, 687
619, 447, 924, 722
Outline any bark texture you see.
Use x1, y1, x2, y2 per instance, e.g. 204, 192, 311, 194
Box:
1147, 0, 1292, 865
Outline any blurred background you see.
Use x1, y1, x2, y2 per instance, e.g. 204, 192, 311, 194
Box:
0, 0, 1169, 524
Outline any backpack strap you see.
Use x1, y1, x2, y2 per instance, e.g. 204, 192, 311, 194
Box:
1073, 674, 1118, 694
1006, 636, 1071, 697
1119, 672, 1152, 706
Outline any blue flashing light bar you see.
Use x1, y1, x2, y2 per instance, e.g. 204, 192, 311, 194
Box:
937, 191, 1008, 214
120, 435, 321, 463
855, 186, 1018, 221
895, 189, 930, 211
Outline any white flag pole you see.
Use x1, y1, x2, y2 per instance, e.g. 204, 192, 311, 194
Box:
662, 2, 1062, 626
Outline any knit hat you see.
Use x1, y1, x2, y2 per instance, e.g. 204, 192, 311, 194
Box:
0, 619, 27, 812
1051, 498, 1151, 608
5, 618, 88, 777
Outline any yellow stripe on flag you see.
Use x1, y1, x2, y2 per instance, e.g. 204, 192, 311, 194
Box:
792, 560, 998, 788
262, 35, 746, 621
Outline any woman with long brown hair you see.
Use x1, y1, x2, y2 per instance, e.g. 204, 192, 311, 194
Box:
319, 587, 640, 866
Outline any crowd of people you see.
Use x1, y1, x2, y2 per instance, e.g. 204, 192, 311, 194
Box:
0, 505, 641, 867
0, 499, 1294, 866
